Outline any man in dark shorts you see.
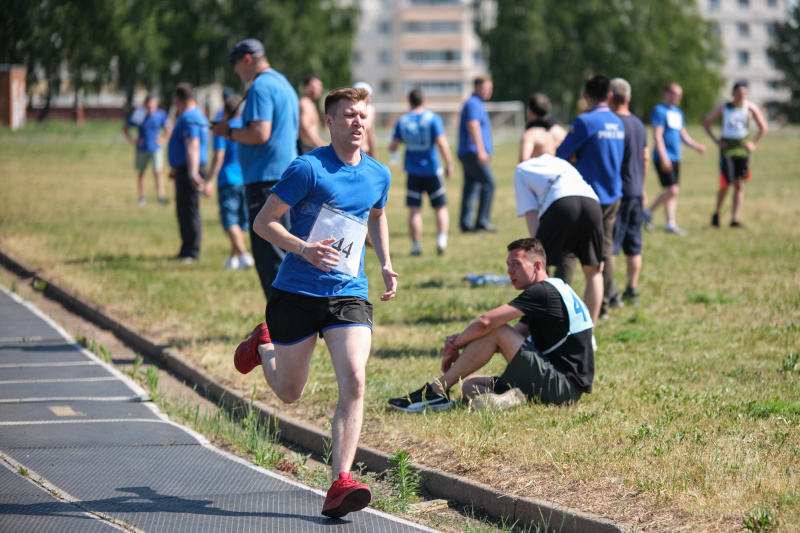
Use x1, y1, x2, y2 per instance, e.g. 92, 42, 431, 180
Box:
232, 87, 398, 519
513, 153, 604, 323
701, 82, 768, 228
389, 238, 594, 412
388, 88, 454, 255
643, 82, 706, 235
609, 78, 649, 304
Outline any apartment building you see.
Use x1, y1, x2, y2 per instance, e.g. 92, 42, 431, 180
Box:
698, 0, 791, 111
349, 0, 489, 107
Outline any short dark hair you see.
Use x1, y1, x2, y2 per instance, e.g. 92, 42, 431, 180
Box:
303, 75, 320, 87
173, 83, 194, 102
224, 96, 241, 116
474, 75, 492, 89
664, 82, 680, 93
507, 238, 546, 264
408, 88, 423, 108
324, 87, 369, 116
584, 75, 610, 102
527, 92, 551, 117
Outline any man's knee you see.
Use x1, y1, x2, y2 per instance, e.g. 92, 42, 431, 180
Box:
337, 370, 367, 402
273, 382, 305, 404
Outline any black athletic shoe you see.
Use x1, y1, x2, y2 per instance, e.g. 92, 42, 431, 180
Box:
711, 213, 719, 227
388, 383, 455, 413
730, 220, 743, 228
622, 286, 639, 306
608, 292, 625, 309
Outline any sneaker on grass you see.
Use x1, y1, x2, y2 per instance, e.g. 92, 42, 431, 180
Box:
643, 209, 654, 231
223, 255, 240, 270
238, 252, 255, 268
322, 472, 372, 518
470, 388, 526, 411
234, 323, 271, 374
388, 383, 455, 413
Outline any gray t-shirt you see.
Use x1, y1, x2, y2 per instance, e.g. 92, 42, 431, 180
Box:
618, 114, 647, 198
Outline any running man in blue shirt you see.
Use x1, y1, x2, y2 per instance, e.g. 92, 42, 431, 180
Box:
643, 83, 706, 235
232, 87, 398, 519
556, 75, 625, 320
389, 88, 455, 255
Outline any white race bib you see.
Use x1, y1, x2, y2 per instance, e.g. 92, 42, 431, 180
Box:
666, 110, 683, 130
306, 204, 368, 278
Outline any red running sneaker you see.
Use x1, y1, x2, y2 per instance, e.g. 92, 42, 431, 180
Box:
233, 323, 270, 374
321, 472, 372, 518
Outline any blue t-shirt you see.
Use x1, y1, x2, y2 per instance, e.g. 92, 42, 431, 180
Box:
651, 103, 684, 162
270, 145, 391, 299
212, 113, 243, 187
167, 107, 209, 168
457, 94, 492, 157
617, 114, 647, 198
239, 69, 300, 185
555, 105, 624, 205
126, 108, 170, 153
393, 109, 444, 177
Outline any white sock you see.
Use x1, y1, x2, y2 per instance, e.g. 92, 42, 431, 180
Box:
437, 233, 448, 249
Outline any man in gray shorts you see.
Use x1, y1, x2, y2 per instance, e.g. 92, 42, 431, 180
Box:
389, 238, 594, 412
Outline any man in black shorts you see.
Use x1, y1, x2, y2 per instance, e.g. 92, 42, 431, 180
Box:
389, 238, 594, 412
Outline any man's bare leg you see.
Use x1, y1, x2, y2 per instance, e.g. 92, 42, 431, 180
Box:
626, 254, 642, 291
731, 178, 745, 223
582, 265, 603, 324
323, 326, 372, 476
259, 335, 316, 404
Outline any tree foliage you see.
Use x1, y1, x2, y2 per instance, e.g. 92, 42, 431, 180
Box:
478, 0, 725, 123
2, 0, 358, 111
768, 2, 800, 122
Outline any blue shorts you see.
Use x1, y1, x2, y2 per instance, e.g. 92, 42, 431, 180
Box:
612, 195, 643, 256
218, 184, 249, 231
406, 173, 447, 208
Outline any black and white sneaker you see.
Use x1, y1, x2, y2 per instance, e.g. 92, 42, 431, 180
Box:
388, 383, 455, 413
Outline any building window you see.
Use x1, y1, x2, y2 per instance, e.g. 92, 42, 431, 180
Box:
711, 22, 721, 37
737, 23, 749, 37
379, 21, 392, 34
403, 20, 461, 33
767, 0, 777, 7
709, 0, 720, 9
379, 50, 392, 65
738, 0, 749, 7
379, 80, 392, 94
473, 50, 484, 65
766, 52, 775, 67
766, 80, 778, 91
407, 0, 461, 4
351, 51, 361, 65
737, 50, 749, 66
403, 80, 463, 96
766, 23, 776, 36
405, 50, 462, 65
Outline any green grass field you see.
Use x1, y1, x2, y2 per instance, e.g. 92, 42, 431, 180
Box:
1, 120, 799, 532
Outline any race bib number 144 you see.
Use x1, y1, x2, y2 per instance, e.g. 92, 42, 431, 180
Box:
306, 204, 368, 278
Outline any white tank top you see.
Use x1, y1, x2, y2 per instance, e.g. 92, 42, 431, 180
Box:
721, 102, 749, 140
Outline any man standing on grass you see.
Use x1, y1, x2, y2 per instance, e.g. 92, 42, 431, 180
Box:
389, 238, 593, 412
388, 88, 454, 256
232, 87, 398, 518
123, 94, 171, 206
212, 38, 299, 300
643, 82, 706, 235
167, 83, 208, 263
458, 76, 496, 233
608, 78, 649, 305
702, 81, 768, 229
298, 75, 326, 155
556, 75, 625, 320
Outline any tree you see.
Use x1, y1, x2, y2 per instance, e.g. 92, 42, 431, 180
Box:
768, 2, 800, 122
478, 0, 725, 123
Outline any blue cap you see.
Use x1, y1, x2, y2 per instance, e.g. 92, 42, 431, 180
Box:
222, 87, 235, 100
229, 38, 264, 63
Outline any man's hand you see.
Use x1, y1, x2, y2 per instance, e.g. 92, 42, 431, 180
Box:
203, 181, 213, 198
299, 238, 339, 272
445, 162, 454, 178
191, 174, 205, 192
744, 140, 757, 152
716, 139, 729, 150
477, 149, 489, 166
211, 120, 229, 138
696, 143, 707, 154
380, 265, 399, 301
642, 191, 648, 206
441, 335, 460, 373
659, 159, 673, 173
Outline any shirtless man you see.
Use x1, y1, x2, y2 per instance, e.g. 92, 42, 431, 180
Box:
519, 92, 566, 161
298, 75, 326, 155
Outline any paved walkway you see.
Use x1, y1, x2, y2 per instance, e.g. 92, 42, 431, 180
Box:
0, 286, 439, 533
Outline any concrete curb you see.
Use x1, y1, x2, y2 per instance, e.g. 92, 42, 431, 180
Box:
0, 247, 623, 533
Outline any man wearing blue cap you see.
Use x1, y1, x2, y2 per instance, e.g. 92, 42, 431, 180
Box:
212, 38, 299, 300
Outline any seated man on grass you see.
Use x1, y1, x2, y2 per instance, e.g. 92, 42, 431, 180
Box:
388, 238, 594, 412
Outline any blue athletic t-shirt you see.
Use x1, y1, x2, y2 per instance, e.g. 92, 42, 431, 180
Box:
393, 110, 444, 177
555, 105, 624, 205
457, 94, 493, 157
239, 69, 300, 185
167, 107, 209, 167
270, 145, 391, 299
651, 103, 684, 162
212, 114, 243, 187
126, 108, 170, 153
617, 114, 647, 198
